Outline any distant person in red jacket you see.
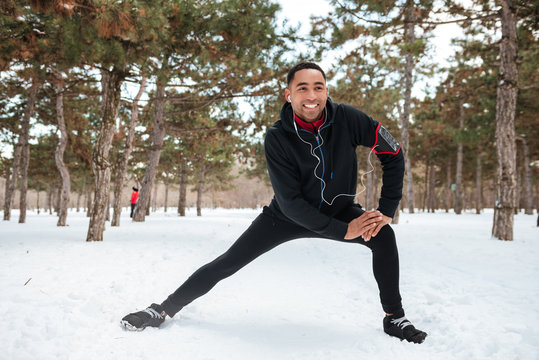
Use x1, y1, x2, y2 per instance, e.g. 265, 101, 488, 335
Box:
130, 187, 139, 218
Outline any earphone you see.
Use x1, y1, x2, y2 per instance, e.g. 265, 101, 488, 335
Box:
288, 95, 291, 102
292, 109, 375, 206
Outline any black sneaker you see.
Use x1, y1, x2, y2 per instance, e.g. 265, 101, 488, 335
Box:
383, 310, 427, 344
121, 303, 166, 331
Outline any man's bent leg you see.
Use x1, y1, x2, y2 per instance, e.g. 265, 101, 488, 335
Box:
161, 208, 310, 317
333, 206, 402, 314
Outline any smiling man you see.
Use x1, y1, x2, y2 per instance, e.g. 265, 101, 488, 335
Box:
121, 62, 427, 344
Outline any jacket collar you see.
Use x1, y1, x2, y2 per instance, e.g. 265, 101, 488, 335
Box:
279, 97, 336, 134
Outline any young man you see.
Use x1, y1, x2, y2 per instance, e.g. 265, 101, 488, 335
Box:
121, 62, 427, 344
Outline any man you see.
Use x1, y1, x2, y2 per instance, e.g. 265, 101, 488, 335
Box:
130, 187, 138, 218
121, 62, 427, 344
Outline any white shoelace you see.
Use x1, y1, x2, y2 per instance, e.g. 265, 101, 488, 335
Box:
143, 307, 163, 319
391, 316, 412, 329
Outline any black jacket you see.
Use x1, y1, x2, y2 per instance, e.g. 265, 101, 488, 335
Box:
264, 98, 404, 239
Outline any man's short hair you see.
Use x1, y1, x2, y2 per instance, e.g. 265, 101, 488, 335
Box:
287, 62, 326, 86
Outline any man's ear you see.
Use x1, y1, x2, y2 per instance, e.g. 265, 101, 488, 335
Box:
284, 88, 291, 102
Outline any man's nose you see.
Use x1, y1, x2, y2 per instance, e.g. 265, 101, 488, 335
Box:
306, 89, 317, 99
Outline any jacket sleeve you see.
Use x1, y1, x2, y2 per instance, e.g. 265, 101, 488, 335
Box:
343, 105, 405, 218
264, 129, 349, 239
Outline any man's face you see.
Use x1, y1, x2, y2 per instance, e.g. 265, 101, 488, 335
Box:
284, 69, 329, 123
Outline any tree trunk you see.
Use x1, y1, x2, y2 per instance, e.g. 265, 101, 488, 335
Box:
492, 0, 518, 241
164, 174, 169, 213
106, 192, 111, 221
152, 182, 158, 212
178, 158, 187, 216
36, 190, 40, 214
400, 4, 416, 214
515, 156, 521, 214
422, 162, 429, 212
47, 187, 53, 214
476, 147, 483, 214
146, 191, 151, 216
445, 159, 452, 213
86, 67, 125, 241
3, 144, 20, 221
2, 166, 10, 211
18, 77, 40, 223
197, 164, 205, 217
427, 163, 435, 213
86, 178, 92, 217
53, 72, 71, 226
133, 82, 167, 222
365, 150, 374, 210
516, 136, 533, 215
393, 208, 400, 224
54, 185, 61, 214
455, 103, 464, 215
76, 190, 81, 212
111, 76, 146, 226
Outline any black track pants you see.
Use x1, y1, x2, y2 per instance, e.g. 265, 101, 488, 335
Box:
161, 206, 402, 317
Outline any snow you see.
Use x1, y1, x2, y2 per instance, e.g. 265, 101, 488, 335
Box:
1, 208, 538, 360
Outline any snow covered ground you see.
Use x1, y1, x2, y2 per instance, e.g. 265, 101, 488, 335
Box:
1, 208, 538, 360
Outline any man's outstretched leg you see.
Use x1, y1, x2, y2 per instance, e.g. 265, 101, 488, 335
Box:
335, 206, 427, 344
121, 208, 311, 331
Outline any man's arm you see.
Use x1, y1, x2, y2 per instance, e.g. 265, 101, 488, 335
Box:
344, 104, 405, 219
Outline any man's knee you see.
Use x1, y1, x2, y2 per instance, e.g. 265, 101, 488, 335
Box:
369, 224, 397, 252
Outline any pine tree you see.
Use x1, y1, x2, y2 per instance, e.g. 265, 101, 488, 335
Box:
315, 0, 438, 214
132, 0, 287, 222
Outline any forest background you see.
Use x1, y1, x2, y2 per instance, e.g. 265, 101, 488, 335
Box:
0, 0, 537, 242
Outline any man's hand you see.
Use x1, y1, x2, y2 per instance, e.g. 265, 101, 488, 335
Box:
362, 214, 392, 241
344, 210, 383, 240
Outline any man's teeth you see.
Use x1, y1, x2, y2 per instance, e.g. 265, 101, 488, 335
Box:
304, 104, 317, 108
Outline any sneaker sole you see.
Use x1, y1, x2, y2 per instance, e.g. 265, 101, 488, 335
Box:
120, 320, 145, 332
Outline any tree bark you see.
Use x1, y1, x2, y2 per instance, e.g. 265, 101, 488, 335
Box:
76, 190, 81, 212
393, 208, 400, 224
53, 71, 71, 226
106, 192, 111, 221
516, 136, 533, 215
18, 77, 40, 223
2, 166, 10, 211
164, 173, 169, 213
3, 143, 21, 221
422, 162, 428, 212
400, 4, 416, 214
111, 76, 146, 226
475, 146, 483, 214
445, 159, 452, 213
36, 190, 40, 214
197, 164, 205, 217
427, 163, 435, 213
152, 182, 158, 212
455, 102, 464, 215
86, 67, 125, 241
54, 185, 61, 214
86, 177, 92, 217
133, 82, 167, 222
47, 187, 53, 214
492, 0, 518, 241
365, 149, 374, 210
178, 158, 187, 216
515, 156, 521, 214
